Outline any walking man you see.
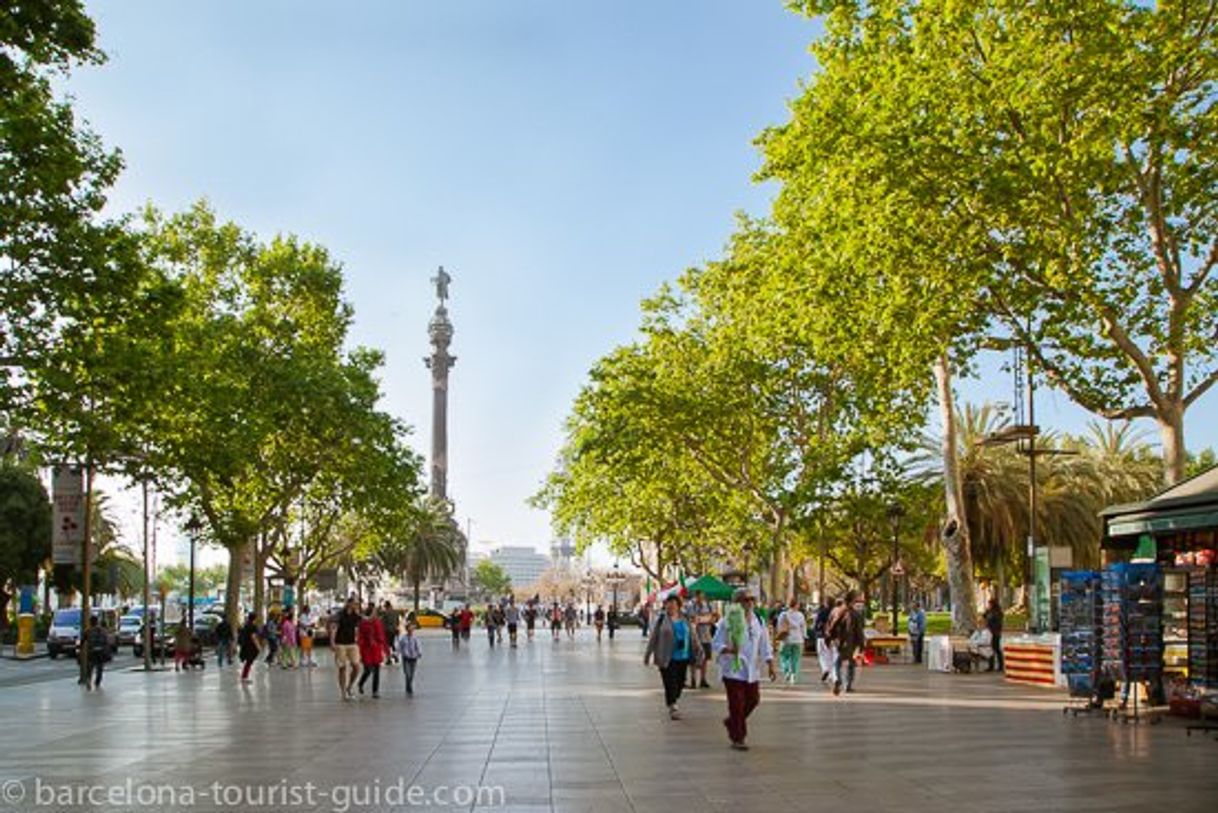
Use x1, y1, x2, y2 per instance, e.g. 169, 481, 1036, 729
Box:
215, 614, 233, 668
237, 612, 261, 684
712, 587, 776, 751
330, 598, 362, 700
524, 600, 537, 640
84, 615, 108, 689
984, 598, 1005, 672
505, 599, 521, 648
564, 602, 578, 639
380, 600, 400, 664
826, 590, 865, 695
908, 600, 926, 665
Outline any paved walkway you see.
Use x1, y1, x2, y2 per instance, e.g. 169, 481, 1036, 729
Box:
0, 629, 1214, 812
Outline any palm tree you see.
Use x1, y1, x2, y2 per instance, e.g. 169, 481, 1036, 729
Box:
370, 498, 463, 611
915, 405, 1165, 602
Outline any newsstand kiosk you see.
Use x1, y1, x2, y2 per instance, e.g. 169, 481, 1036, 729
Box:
1097, 465, 1218, 727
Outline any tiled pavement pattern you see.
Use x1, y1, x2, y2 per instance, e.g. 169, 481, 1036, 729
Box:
0, 629, 1215, 813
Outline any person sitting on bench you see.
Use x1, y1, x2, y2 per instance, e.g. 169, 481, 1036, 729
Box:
967, 626, 993, 671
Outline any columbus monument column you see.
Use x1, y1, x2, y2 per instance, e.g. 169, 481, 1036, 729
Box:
425, 266, 455, 500
424, 267, 467, 597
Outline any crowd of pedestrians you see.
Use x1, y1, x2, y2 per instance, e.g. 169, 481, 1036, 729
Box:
638, 586, 934, 750
153, 581, 1001, 756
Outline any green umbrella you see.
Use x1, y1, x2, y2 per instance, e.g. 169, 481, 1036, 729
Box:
685, 575, 735, 601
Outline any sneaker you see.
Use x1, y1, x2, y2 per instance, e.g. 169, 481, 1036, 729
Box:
700, 680, 710, 689
832, 682, 841, 696
730, 741, 749, 751
372, 693, 380, 699
821, 671, 829, 682
669, 707, 681, 720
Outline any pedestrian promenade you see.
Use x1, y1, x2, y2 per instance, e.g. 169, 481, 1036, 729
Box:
0, 630, 1214, 812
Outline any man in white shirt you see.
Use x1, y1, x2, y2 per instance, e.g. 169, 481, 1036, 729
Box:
712, 587, 777, 751
777, 598, 807, 684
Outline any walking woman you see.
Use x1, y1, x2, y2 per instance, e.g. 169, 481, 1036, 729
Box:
357, 603, 387, 697
777, 598, 807, 684
280, 609, 298, 669
644, 594, 701, 720
238, 612, 261, 684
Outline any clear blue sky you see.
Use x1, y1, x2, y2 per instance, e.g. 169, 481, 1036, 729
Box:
71, 1, 1216, 559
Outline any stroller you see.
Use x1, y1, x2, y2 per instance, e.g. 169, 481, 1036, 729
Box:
183, 635, 206, 670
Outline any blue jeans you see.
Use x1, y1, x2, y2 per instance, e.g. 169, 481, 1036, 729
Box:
835, 649, 856, 690
217, 640, 231, 667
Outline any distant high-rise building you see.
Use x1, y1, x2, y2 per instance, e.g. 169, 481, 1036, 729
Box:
489, 546, 551, 590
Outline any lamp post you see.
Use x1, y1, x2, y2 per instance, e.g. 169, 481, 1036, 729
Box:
606, 563, 626, 614
887, 501, 904, 637
141, 478, 152, 671
185, 515, 202, 631
581, 571, 595, 622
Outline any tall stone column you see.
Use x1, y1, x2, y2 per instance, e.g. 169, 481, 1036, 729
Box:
424, 267, 466, 597
426, 311, 454, 500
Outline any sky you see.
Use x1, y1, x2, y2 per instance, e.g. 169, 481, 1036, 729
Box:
68, 1, 1217, 565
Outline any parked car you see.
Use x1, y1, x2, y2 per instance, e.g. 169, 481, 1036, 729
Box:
408, 608, 448, 629
133, 622, 180, 659
192, 614, 220, 646
611, 610, 642, 629
117, 614, 144, 647
46, 608, 119, 659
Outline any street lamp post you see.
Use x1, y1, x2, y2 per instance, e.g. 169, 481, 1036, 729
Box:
185, 515, 202, 631
606, 563, 626, 619
141, 479, 152, 671
581, 571, 595, 622
887, 502, 904, 637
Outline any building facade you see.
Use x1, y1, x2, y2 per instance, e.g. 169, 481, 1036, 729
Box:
489, 546, 551, 590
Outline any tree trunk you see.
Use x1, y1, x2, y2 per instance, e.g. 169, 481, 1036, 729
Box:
224, 540, 245, 632
413, 578, 421, 611
935, 353, 979, 634
1158, 404, 1186, 485
253, 536, 266, 620
996, 554, 1006, 609
769, 546, 786, 602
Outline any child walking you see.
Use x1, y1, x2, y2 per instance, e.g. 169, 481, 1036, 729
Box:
396, 622, 423, 695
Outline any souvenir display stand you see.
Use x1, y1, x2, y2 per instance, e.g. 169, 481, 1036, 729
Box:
1101, 563, 1165, 724
1060, 571, 1107, 715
